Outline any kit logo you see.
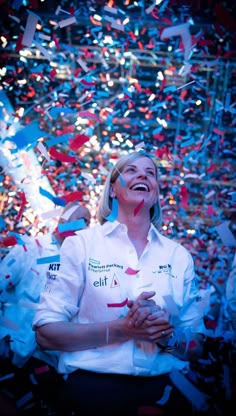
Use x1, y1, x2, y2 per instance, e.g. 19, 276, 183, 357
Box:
48, 263, 60, 271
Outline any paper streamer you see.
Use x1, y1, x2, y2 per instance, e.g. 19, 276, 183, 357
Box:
15, 191, 27, 222
60, 205, 80, 221
156, 385, 173, 405
0, 235, 18, 247
40, 207, 63, 220
215, 221, 236, 246
49, 147, 76, 163
134, 199, 144, 216
58, 16, 77, 28
37, 141, 50, 162
0, 216, 6, 231
162, 295, 179, 317
63, 191, 83, 203
105, 197, 119, 222
58, 218, 86, 232
77, 111, 102, 123
16, 391, 33, 408
107, 298, 128, 307
34, 40, 52, 61
9, 120, 47, 150
125, 267, 140, 275
22, 11, 39, 47
80, 172, 96, 185
169, 368, 209, 412
69, 134, 90, 151
119, 176, 126, 187
161, 23, 192, 61
39, 186, 66, 207
36, 254, 60, 264
77, 57, 89, 72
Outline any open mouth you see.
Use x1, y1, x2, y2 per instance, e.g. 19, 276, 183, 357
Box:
130, 183, 150, 191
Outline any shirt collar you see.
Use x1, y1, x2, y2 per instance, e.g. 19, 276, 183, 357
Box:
148, 223, 162, 242
102, 220, 123, 236
102, 220, 161, 242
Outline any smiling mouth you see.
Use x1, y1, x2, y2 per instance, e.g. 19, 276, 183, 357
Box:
130, 183, 150, 191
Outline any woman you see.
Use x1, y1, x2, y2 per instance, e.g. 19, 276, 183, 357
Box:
33, 151, 206, 415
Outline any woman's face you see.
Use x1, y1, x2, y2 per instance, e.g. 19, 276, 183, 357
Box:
110, 156, 159, 210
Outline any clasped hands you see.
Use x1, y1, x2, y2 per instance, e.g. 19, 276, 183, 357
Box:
125, 291, 174, 344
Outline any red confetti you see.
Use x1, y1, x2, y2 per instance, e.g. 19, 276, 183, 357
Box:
15, 33, 23, 52
134, 198, 144, 216
125, 267, 140, 275
160, 78, 166, 91
107, 298, 128, 308
69, 134, 90, 151
49, 147, 77, 163
81, 79, 96, 86
34, 365, 50, 375
180, 186, 188, 209
63, 191, 83, 203
49, 68, 57, 79
15, 191, 28, 222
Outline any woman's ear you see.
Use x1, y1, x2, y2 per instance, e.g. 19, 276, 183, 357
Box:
109, 185, 116, 198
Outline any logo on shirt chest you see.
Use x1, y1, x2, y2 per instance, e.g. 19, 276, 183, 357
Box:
152, 264, 177, 278
48, 263, 60, 271
88, 258, 123, 273
93, 273, 120, 288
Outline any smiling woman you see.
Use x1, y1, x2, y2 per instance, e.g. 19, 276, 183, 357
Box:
98, 150, 162, 230
33, 150, 208, 416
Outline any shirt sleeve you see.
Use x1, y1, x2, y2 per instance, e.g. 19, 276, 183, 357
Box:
173, 246, 206, 334
33, 235, 85, 328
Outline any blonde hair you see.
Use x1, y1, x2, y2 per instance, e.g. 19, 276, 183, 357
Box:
97, 151, 162, 229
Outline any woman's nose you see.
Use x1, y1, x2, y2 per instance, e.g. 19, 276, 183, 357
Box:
137, 171, 147, 178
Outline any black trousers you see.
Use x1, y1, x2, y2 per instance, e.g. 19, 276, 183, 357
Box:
56, 369, 199, 416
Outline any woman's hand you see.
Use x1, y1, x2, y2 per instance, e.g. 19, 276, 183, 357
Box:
125, 291, 174, 343
121, 311, 173, 343
127, 291, 159, 327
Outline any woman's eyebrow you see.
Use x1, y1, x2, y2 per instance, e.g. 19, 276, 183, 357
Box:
124, 163, 155, 171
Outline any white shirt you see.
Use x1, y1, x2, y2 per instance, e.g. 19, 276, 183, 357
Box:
33, 221, 204, 376
0, 233, 60, 368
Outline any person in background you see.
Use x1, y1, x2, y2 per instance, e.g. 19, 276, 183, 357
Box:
0, 201, 91, 415
34, 151, 207, 416
0, 201, 91, 368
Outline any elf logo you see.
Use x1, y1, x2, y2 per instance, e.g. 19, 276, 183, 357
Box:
93, 276, 108, 287
93, 274, 120, 288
